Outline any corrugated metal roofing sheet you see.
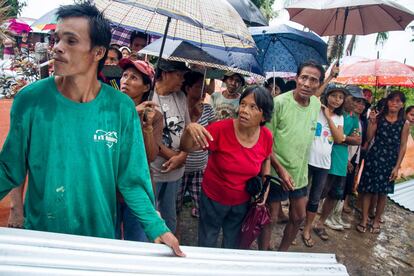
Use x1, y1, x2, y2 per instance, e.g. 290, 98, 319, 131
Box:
389, 179, 414, 212
0, 227, 348, 275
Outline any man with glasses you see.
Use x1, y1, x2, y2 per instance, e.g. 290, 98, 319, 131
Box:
259, 60, 325, 251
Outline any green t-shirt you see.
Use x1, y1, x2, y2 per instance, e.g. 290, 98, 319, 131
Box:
0, 77, 169, 241
329, 112, 360, 177
267, 91, 321, 189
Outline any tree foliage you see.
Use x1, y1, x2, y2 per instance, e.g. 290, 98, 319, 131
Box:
1, 0, 26, 17
251, 0, 277, 20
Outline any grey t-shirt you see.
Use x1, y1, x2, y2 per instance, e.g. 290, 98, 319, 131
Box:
210, 91, 239, 121
151, 91, 190, 182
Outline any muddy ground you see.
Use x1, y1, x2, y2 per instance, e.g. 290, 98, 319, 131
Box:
178, 198, 414, 276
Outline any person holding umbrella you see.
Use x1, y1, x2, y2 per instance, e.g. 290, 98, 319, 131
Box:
0, 2, 183, 256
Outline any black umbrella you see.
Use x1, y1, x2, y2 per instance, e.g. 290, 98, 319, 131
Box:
227, 0, 268, 27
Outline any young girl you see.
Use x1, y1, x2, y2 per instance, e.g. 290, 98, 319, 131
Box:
357, 92, 410, 234
406, 106, 414, 127
302, 84, 345, 247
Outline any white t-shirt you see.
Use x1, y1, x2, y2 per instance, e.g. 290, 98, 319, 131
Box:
308, 110, 344, 169
348, 120, 362, 164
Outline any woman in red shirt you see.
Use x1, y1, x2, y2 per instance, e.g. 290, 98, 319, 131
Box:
181, 85, 274, 248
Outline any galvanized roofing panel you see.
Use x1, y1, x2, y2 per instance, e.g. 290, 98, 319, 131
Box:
0, 227, 348, 275
389, 179, 414, 212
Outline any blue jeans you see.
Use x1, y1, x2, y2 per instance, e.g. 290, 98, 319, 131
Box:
115, 201, 148, 242
155, 179, 181, 233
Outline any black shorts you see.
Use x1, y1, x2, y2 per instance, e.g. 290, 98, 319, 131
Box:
267, 183, 308, 202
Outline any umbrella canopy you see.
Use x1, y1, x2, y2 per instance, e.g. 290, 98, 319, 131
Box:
95, 0, 256, 52
6, 18, 32, 34
226, 0, 268, 27
334, 59, 414, 87
286, 0, 414, 36
250, 24, 328, 73
139, 38, 264, 79
31, 9, 57, 31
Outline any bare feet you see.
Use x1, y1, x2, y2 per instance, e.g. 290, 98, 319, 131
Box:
8, 207, 24, 228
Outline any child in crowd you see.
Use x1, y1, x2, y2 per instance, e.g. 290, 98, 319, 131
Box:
357, 92, 410, 234
302, 83, 345, 247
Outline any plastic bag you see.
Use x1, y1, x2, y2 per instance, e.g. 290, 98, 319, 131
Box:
238, 203, 271, 249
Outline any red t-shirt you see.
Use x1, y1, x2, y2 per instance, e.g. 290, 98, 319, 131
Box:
202, 119, 273, 205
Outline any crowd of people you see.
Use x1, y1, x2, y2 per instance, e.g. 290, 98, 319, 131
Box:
0, 2, 413, 257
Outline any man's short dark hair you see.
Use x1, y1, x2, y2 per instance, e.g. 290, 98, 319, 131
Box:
223, 73, 245, 87
296, 60, 325, 84
239, 85, 274, 126
109, 47, 122, 61
130, 31, 148, 46
56, 2, 112, 73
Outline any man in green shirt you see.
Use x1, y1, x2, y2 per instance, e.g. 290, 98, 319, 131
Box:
0, 3, 183, 256
259, 60, 324, 251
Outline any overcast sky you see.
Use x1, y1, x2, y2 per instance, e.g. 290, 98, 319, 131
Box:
22, 0, 414, 65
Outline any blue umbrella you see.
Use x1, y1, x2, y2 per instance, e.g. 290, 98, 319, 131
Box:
250, 24, 328, 74
139, 38, 264, 79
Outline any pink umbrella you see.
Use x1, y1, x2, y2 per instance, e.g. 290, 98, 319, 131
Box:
334, 59, 414, 87
7, 18, 32, 34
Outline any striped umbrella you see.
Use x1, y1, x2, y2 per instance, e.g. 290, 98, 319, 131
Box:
31, 9, 57, 31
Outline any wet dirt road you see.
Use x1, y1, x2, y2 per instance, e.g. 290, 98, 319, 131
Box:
178, 199, 414, 276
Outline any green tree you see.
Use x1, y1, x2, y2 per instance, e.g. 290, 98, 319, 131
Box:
1, 0, 26, 17
251, 0, 277, 21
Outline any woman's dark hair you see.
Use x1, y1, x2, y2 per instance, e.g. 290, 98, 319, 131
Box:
181, 71, 204, 95
130, 31, 148, 46
379, 91, 406, 121
239, 85, 274, 126
108, 47, 122, 61
297, 60, 325, 83
321, 90, 345, 116
283, 80, 296, 93
264, 77, 285, 90
56, 2, 112, 74
406, 105, 414, 114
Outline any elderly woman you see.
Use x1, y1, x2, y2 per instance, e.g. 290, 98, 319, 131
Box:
180, 86, 274, 249
116, 58, 163, 241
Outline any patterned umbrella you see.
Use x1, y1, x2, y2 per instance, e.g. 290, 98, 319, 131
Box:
139, 38, 264, 79
334, 59, 414, 87
31, 9, 57, 31
250, 24, 328, 73
94, 0, 256, 52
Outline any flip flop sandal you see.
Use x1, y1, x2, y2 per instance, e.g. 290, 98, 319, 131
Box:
356, 223, 367, 233
301, 234, 314, 247
370, 225, 381, 234
313, 227, 329, 241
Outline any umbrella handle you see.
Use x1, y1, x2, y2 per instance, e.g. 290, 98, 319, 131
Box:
149, 16, 172, 101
